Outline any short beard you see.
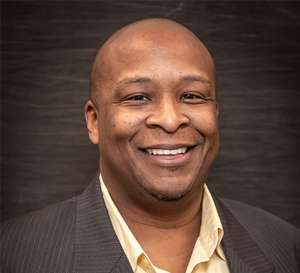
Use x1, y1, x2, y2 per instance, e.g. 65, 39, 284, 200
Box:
155, 191, 188, 202
137, 177, 193, 202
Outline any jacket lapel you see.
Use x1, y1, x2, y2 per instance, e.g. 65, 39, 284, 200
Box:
72, 173, 275, 273
73, 172, 133, 273
212, 195, 274, 273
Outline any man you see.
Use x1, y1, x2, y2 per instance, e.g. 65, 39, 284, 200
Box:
1, 18, 300, 273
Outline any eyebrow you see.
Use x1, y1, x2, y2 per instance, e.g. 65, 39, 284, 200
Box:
181, 75, 211, 86
117, 77, 152, 86
114, 77, 151, 94
115, 75, 211, 90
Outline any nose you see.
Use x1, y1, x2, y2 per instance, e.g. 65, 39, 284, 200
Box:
146, 98, 190, 133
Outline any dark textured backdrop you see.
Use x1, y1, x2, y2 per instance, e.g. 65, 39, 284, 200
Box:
1, 1, 300, 228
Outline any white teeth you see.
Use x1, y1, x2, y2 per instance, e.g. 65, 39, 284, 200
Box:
171, 149, 177, 155
181, 147, 188, 153
145, 147, 188, 155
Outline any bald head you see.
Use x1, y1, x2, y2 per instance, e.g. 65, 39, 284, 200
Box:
90, 18, 216, 105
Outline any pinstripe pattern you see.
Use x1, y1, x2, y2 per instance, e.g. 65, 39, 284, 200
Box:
0, 173, 132, 273
1, 199, 76, 273
1, 173, 300, 273
73, 173, 132, 273
213, 196, 300, 273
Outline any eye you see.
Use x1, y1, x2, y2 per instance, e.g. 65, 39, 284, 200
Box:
181, 93, 198, 100
180, 92, 206, 104
130, 95, 149, 101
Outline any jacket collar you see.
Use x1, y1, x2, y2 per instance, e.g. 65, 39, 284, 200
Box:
73, 173, 274, 273
212, 195, 274, 273
73, 172, 133, 273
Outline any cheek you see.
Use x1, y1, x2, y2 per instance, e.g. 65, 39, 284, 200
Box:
191, 109, 218, 137
100, 110, 145, 144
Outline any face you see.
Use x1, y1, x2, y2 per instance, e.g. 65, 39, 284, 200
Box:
86, 27, 219, 206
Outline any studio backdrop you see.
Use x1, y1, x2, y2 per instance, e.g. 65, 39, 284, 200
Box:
1, 1, 300, 228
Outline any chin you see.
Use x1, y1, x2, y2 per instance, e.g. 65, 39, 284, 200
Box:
155, 191, 190, 202
138, 177, 195, 202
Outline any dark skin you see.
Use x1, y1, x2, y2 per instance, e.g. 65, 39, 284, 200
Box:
85, 19, 219, 273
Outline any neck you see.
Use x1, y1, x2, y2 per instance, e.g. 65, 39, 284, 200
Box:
112, 189, 203, 229
102, 173, 205, 273
114, 191, 203, 273
102, 166, 205, 229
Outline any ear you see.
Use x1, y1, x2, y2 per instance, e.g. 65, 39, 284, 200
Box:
215, 101, 219, 118
85, 100, 99, 145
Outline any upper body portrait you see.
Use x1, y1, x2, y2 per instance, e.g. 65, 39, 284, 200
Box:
1, 18, 300, 273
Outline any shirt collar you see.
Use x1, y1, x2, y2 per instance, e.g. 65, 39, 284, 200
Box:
100, 174, 225, 273
100, 174, 151, 271
186, 184, 226, 273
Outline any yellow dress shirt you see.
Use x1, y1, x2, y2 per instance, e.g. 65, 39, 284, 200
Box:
100, 174, 230, 273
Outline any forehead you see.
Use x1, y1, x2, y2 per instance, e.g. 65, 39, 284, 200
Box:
97, 23, 215, 90
108, 25, 206, 61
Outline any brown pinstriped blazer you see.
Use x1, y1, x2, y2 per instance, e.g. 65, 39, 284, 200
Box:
1, 172, 300, 273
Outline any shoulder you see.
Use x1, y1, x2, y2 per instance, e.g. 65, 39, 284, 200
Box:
1, 198, 77, 273
219, 197, 300, 243
1, 197, 77, 241
218, 197, 300, 271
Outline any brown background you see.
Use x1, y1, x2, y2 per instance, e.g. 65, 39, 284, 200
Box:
1, 1, 300, 228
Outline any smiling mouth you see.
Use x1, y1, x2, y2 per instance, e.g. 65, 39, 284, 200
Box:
145, 147, 189, 155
